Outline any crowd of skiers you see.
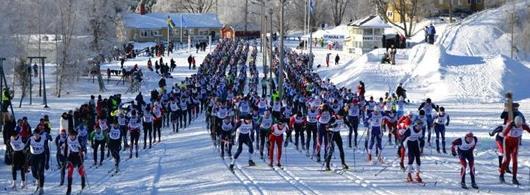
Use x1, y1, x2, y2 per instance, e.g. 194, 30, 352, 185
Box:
202, 39, 528, 190
3, 37, 530, 194
1, 43, 214, 194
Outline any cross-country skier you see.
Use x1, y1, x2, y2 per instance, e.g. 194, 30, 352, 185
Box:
55, 129, 68, 185
451, 132, 478, 189
251, 109, 262, 151
229, 116, 256, 171
76, 123, 89, 158
9, 132, 27, 190
346, 99, 360, 148
259, 110, 274, 159
402, 120, 424, 183
325, 112, 349, 171
418, 98, 438, 146
108, 121, 122, 173
64, 130, 86, 195
433, 107, 450, 153
220, 117, 235, 159
384, 110, 399, 145
499, 116, 530, 184
117, 113, 129, 150
397, 111, 414, 170
367, 107, 389, 163
169, 98, 180, 133
128, 110, 142, 158
289, 111, 306, 151
269, 120, 287, 167
306, 105, 319, 157
26, 129, 49, 194
89, 126, 107, 166
316, 104, 333, 162
143, 104, 154, 149
152, 101, 163, 143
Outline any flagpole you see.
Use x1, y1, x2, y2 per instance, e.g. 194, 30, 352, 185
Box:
167, 25, 170, 56
308, 0, 314, 69
180, 15, 183, 46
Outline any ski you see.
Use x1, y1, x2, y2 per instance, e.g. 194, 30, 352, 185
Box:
406, 180, 427, 187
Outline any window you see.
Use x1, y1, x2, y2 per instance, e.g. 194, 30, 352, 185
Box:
363, 29, 373, 35
374, 29, 382, 35
139, 29, 160, 38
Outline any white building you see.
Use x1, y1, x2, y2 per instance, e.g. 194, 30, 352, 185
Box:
344, 16, 391, 55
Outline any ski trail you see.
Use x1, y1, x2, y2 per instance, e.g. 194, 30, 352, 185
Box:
270, 165, 319, 195
233, 163, 266, 195
149, 142, 167, 195
274, 166, 320, 195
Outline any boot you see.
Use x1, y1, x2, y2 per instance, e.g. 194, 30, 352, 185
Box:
277, 163, 282, 167
116, 165, 120, 173
10, 180, 16, 190
513, 177, 520, 185
471, 182, 478, 189
81, 176, 86, 189
400, 162, 405, 171
442, 148, 447, 154
368, 154, 372, 162
342, 163, 349, 170
316, 155, 321, 162
67, 177, 73, 195
406, 173, 413, 182
415, 172, 423, 183
461, 182, 468, 189
499, 173, 505, 183
229, 164, 234, 171
325, 164, 331, 171
248, 160, 256, 166
20, 180, 26, 189
39, 187, 44, 195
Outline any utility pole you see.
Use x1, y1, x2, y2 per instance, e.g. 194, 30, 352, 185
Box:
261, 2, 267, 74
449, 0, 453, 24
511, 0, 515, 59
245, 0, 249, 33
304, 0, 308, 52
308, 0, 313, 69
279, 0, 285, 99
269, 8, 274, 96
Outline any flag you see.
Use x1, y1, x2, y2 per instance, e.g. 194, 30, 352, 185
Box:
309, 0, 316, 15
167, 16, 176, 29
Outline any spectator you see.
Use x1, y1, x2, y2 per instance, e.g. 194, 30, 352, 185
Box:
389, 45, 397, 65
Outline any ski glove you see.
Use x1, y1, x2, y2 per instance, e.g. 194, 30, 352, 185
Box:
451, 150, 457, 157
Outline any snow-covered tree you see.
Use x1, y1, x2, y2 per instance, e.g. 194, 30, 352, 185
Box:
86, 0, 126, 92
152, 0, 216, 13
373, 0, 421, 37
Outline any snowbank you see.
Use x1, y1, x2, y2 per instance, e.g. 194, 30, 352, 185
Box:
440, 0, 529, 60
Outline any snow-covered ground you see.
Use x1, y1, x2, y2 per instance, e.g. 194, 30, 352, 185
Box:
1, 2, 530, 195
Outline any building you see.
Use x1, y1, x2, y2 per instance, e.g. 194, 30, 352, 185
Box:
435, 0, 484, 14
122, 13, 223, 43
344, 16, 392, 55
386, 0, 485, 23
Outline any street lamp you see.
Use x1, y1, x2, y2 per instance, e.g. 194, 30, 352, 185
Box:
278, 0, 285, 99
250, 0, 268, 78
